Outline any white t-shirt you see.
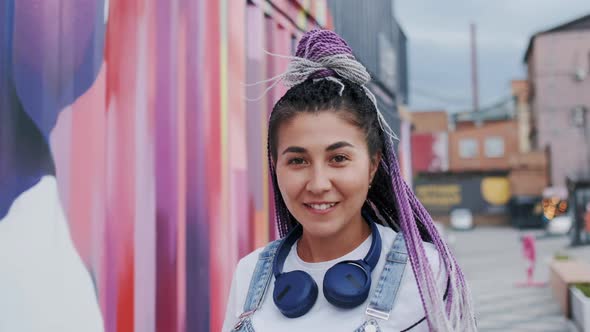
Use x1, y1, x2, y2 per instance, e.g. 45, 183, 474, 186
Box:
0, 176, 104, 332
223, 223, 446, 332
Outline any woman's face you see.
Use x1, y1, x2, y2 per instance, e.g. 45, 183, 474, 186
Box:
275, 111, 379, 239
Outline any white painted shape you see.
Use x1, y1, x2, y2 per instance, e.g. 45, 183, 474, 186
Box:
0, 176, 104, 332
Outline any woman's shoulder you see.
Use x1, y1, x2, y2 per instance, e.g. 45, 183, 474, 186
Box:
235, 246, 264, 274
373, 224, 447, 331
224, 240, 281, 332
376, 223, 444, 279
234, 239, 281, 276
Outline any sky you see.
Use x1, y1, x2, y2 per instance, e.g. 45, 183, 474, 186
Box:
396, 1, 590, 112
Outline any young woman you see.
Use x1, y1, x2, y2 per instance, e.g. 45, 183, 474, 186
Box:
223, 29, 477, 332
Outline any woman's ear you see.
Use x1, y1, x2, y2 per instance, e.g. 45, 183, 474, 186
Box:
369, 152, 381, 183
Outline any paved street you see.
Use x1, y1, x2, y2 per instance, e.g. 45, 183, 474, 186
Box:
447, 226, 590, 332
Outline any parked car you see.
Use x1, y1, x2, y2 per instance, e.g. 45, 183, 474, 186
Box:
450, 208, 473, 230
546, 214, 572, 235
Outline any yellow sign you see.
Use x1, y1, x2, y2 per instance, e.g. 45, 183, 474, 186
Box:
415, 184, 462, 207
481, 177, 511, 205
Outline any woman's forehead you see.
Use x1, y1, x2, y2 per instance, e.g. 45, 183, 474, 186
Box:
276, 112, 366, 148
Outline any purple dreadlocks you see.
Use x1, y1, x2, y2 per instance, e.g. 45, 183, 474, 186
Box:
264, 29, 476, 331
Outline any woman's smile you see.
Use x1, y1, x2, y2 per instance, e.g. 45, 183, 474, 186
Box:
303, 201, 340, 214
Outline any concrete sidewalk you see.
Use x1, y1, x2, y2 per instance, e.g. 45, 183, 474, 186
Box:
446, 226, 590, 332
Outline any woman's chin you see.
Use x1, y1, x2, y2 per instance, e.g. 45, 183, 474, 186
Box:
298, 219, 343, 238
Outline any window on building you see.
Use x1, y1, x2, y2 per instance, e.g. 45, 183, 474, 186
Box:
459, 138, 478, 159
485, 136, 505, 158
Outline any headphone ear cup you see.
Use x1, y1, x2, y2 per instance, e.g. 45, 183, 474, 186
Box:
323, 261, 371, 308
273, 270, 318, 318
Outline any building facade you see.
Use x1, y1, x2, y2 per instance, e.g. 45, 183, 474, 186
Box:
327, 0, 408, 135
449, 117, 519, 172
410, 105, 521, 226
524, 14, 590, 186
410, 110, 450, 174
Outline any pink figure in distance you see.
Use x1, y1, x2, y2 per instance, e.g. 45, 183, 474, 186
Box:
516, 234, 546, 287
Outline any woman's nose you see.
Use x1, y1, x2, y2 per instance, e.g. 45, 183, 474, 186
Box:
305, 166, 332, 194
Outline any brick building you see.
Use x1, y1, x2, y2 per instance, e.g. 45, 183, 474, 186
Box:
449, 105, 519, 172
410, 110, 450, 174
411, 110, 448, 133
524, 13, 590, 186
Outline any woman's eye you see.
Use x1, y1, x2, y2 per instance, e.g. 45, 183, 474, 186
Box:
288, 157, 306, 165
331, 155, 349, 163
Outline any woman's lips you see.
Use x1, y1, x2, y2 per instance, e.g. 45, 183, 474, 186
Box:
303, 202, 339, 215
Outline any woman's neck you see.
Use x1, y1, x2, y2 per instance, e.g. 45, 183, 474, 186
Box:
296, 214, 371, 263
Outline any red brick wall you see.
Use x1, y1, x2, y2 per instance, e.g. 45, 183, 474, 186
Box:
449, 120, 519, 171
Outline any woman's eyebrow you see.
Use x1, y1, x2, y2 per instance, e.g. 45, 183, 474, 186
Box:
326, 141, 354, 151
282, 146, 306, 155
281, 142, 354, 155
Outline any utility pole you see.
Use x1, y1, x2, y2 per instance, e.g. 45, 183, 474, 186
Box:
470, 23, 479, 113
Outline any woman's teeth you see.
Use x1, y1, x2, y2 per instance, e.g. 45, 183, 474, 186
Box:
307, 203, 336, 210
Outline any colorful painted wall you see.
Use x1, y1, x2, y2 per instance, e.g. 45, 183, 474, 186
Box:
0, 0, 330, 331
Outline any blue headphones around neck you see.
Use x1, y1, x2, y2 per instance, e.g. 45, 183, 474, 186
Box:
272, 211, 382, 318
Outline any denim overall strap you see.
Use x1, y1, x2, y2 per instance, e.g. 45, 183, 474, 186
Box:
365, 232, 408, 321
232, 239, 281, 331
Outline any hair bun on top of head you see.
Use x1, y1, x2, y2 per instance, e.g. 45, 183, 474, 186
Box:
251, 29, 398, 141
282, 29, 371, 88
